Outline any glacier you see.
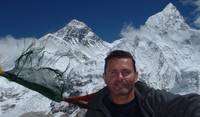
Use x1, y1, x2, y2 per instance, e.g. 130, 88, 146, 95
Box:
0, 3, 200, 117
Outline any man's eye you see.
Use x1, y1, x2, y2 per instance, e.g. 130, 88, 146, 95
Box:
122, 71, 131, 76
111, 71, 117, 74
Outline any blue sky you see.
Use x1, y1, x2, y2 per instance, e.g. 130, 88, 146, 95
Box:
0, 0, 198, 42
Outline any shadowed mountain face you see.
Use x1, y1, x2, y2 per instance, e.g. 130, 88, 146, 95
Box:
0, 3, 200, 117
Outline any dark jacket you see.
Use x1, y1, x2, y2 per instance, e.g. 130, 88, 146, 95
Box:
85, 81, 200, 117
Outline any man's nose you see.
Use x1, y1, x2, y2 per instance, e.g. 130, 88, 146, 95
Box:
116, 72, 123, 80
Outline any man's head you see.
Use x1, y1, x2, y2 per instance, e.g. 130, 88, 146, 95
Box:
103, 50, 138, 101
104, 50, 136, 73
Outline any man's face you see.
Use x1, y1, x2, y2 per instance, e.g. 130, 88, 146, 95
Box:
104, 58, 138, 97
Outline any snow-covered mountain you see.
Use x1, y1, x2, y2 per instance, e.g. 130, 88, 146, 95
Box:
0, 19, 111, 117
0, 3, 200, 117
112, 3, 200, 93
145, 3, 190, 35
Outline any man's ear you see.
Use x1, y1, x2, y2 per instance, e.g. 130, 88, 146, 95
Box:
103, 73, 107, 84
135, 71, 139, 82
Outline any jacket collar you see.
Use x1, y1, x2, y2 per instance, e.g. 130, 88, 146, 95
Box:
88, 81, 151, 109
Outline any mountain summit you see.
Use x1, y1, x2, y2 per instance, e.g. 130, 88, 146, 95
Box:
145, 3, 189, 33
54, 19, 89, 38
67, 19, 88, 28
53, 19, 104, 47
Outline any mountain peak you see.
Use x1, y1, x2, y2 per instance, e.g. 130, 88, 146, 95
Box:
162, 3, 180, 17
51, 19, 106, 47
144, 3, 189, 32
53, 19, 91, 39
163, 3, 177, 12
67, 19, 88, 29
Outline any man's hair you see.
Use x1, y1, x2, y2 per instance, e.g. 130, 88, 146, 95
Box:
104, 50, 137, 73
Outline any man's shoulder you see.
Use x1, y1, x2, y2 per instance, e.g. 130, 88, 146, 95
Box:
135, 81, 200, 107
135, 81, 181, 97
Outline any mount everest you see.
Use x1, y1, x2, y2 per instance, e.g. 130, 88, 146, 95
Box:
0, 3, 200, 117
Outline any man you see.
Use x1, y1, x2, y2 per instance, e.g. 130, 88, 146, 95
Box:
64, 50, 200, 117
85, 49, 141, 117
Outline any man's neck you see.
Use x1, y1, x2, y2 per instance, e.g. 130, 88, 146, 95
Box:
110, 91, 135, 105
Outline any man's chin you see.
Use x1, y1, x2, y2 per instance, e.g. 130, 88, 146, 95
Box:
114, 88, 132, 96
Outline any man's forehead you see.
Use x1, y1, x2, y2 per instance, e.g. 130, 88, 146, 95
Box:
107, 57, 133, 62
107, 58, 133, 67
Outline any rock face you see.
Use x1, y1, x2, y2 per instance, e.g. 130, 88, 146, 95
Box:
0, 3, 200, 117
